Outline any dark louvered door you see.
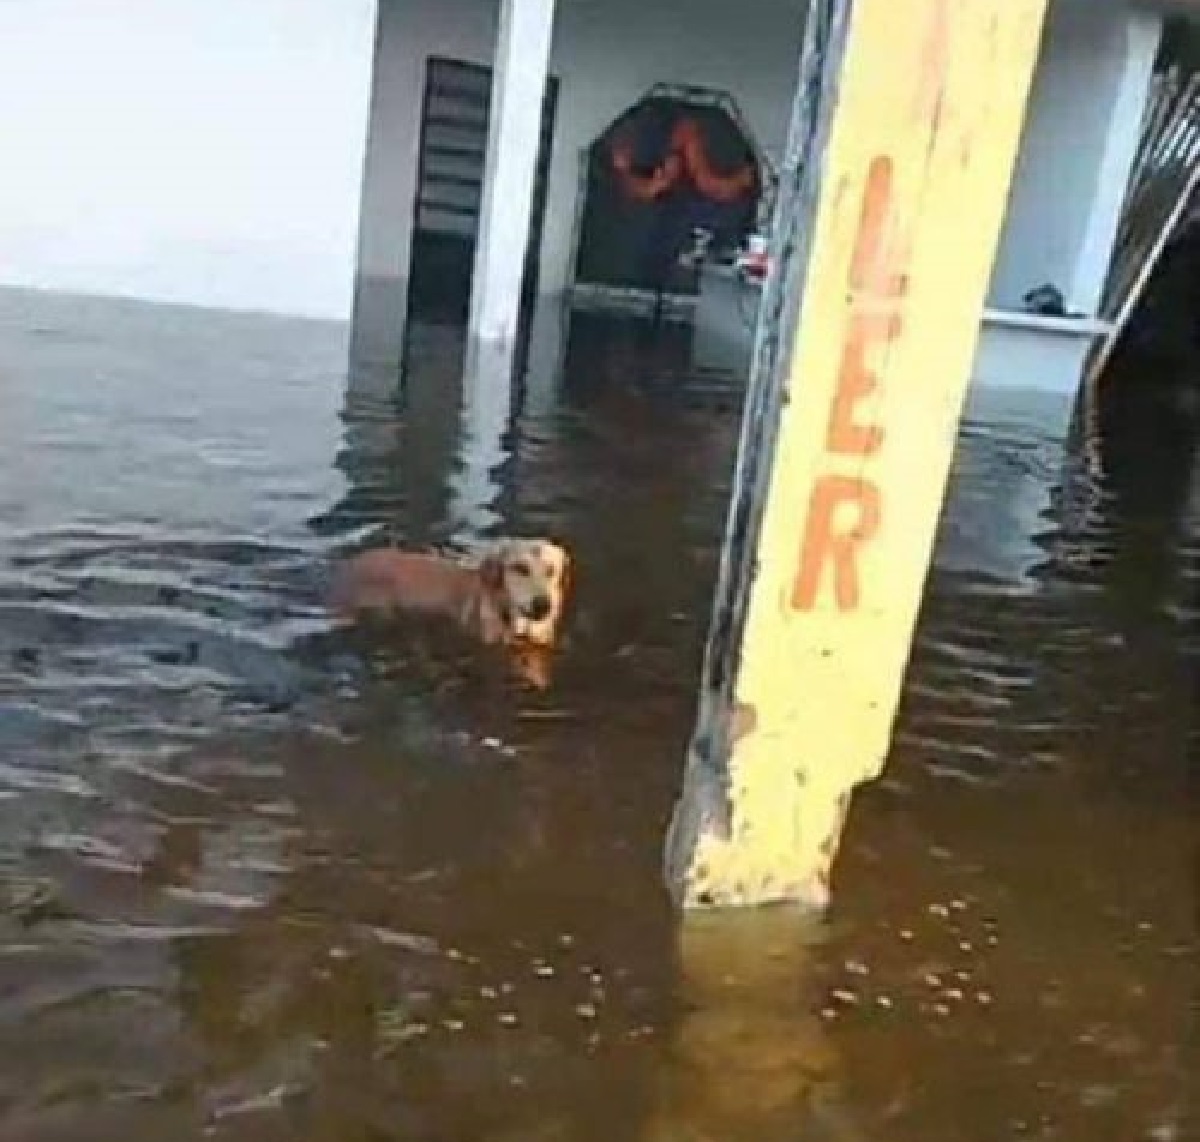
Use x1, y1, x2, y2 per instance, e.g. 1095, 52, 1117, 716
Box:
408, 56, 559, 321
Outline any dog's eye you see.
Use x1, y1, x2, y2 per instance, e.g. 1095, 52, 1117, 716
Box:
512, 561, 531, 577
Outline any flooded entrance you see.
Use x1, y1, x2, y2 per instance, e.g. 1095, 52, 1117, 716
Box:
0, 285, 1195, 1140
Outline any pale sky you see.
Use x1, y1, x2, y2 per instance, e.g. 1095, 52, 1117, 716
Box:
0, 0, 377, 319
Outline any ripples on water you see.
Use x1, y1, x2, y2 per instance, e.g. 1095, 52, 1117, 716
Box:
0, 287, 1195, 1141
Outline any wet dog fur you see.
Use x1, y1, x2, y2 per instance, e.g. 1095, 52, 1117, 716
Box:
329, 538, 572, 653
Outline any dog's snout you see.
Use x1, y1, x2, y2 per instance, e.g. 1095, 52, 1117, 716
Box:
528, 595, 552, 622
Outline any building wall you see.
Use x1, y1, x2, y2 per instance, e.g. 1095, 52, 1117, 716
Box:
1, 0, 1155, 332
355, 0, 808, 320
0, 0, 377, 319
986, 0, 1161, 315
354, 0, 499, 288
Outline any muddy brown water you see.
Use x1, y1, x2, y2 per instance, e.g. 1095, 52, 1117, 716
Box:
0, 287, 1195, 1141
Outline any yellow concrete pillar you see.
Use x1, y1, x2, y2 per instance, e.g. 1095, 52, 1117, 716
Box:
666, 0, 1049, 910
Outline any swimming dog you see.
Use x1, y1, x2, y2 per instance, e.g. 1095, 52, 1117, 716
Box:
330, 537, 572, 649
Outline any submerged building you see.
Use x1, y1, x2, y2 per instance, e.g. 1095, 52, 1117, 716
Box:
352, 0, 1192, 440
1, 0, 1195, 442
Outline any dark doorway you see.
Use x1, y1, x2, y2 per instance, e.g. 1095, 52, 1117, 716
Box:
407, 56, 559, 324
572, 87, 764, 304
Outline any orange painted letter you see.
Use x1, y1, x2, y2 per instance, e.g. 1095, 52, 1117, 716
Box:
791, 475, 882, 612
827, 324, 885, 456
827, 156, 907, 457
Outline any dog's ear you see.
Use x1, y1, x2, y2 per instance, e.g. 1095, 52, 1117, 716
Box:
479, 551, 506, 592
559, 548, 574, 597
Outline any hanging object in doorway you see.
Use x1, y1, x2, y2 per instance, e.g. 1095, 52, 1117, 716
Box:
609, 113, 758, 206
674, 118, 757, 203
610, 138, 684, 201
574, 88, 766, 297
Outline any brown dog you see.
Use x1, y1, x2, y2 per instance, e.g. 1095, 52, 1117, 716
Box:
329, 537, 572, 649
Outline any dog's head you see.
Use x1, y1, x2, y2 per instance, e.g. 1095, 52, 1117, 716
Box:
479, 537, 572, 646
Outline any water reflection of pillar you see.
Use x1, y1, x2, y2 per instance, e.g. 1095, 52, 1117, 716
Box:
311, 324, 465, 549
643, 910, 861, 1142
324, 300, 561, 553
399, 326, 472, 546
447, 293, 573, 544
519, 294, 570, 421
447, 337, 521, 544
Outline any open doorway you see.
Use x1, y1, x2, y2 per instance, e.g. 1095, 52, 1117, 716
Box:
406, 56, 559, 324
569, 85, 768, 315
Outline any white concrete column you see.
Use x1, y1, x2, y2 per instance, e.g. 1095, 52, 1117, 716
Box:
1068, 10, 1162, 316
467, 0, 557, 351
350, 0, 425, 367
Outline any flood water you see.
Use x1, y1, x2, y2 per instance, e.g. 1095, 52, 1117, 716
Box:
0, 285, 1195, 1141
